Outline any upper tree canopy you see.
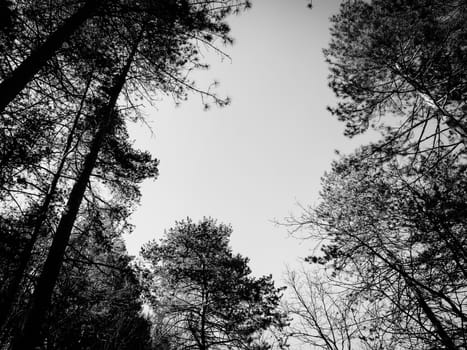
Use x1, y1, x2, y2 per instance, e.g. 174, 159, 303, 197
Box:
0, 0, 249, 112
325, 0, 467, 160
141, 218, 286, 350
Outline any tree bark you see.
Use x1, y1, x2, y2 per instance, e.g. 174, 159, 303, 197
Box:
0, 0, 98, 113
9, 42, 138, 350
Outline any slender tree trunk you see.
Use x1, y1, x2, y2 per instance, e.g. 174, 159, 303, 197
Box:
0, 0, 98, 113
9, 42, 138, 350
0, 77, 92, 334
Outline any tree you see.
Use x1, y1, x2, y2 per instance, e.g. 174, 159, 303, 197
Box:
3, 1, 249, 348
0, 0, 250, 347
0, 99, 159, 346
325, 0, 467, 163
288, 149, 467, 350
0, 0, 99, 113
141, 218, 287, 350
285, 2, 467, 348
44, 218, 153, 350
0, 0, 249, 113
0, 75, 96, 332
283, 266, 397, 350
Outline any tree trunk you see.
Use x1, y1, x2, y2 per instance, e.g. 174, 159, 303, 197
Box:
9, 42, 138, 350
0, 0, 98, 113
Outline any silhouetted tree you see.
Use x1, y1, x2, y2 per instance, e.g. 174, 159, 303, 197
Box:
1, 1, 249, 348
0, 75, 96, 332
46, 219, 152, 350
141, 218, 287, 350
0, 0, 249, 113
9, 42, 145, 349
0, 98, 159, 346
0, 0, 99, 113
288, 150, 467, 349
325, 0, 467, 164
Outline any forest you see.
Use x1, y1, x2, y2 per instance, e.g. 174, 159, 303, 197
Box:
0, 0, 466, 349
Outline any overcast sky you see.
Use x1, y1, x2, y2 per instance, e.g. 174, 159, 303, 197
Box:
125, 0, 373, 281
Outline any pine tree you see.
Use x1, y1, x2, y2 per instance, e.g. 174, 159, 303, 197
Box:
142, 218, 286, 350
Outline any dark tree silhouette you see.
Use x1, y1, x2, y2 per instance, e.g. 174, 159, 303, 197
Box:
141, 218, 287, 350
9, 45, 139, 349
0, 75, 94, 332
46, 218, 153, 350
288, 150, 467, 350
0, 0, 99, 113
1, 1, 249, 348
325, 0, 467, 164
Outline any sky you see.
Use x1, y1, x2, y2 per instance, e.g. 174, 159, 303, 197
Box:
125, 0, 374, 282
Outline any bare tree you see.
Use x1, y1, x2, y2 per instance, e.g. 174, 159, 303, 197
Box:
284, 266, 402, 350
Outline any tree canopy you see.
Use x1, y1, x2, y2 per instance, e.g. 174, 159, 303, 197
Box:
2, 1, 467, 350
0, 1, 250, 349
141, 218, 287, 350
283, 1, 467, 349
325, 0, 467, 163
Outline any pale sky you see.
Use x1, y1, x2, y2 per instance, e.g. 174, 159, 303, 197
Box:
125, 0, 374, 281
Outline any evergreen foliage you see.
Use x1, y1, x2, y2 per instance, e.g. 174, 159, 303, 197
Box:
141, 218, 287, 350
